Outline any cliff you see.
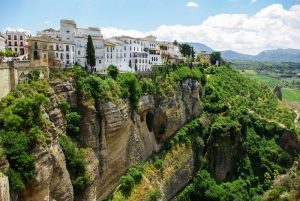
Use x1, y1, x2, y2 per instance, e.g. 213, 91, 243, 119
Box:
0, 76, 202, 201
0, 66, 299, 201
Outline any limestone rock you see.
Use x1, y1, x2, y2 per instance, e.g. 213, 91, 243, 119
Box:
0, 174, 10, 201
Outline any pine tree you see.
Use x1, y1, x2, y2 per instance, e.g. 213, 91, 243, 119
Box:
86, 35, 96, 72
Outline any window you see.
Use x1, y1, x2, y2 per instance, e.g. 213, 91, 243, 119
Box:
14, 35, 17, 40
78, 50, 80, 55
99, 60, 101, 64
20, 36, 23, 40
66, 45, 69, 51
66, 30, 70, 33
66, 54, 69, 59
35, 42, 38, 49
56, 44, 59, 51
14, 42, 17, 46
8, 35, 11, 40
34, 51, 39, 60
8, 41, 11, 46
15, 48, 17, 52
56, 53, 58, 58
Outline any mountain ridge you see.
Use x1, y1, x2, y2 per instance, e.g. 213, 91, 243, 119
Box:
188, 42, 300, 63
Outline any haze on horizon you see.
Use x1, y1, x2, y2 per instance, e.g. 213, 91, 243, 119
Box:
1, 0, 300, 54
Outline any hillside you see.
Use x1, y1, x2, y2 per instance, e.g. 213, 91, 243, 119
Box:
221, 49, 300, 63
0, 65, 299, 201
109, 66, 300, 201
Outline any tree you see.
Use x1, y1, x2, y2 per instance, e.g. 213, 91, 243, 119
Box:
179, 43, 194, 58
86, 35, 96, 72
210, 52, 222, 66
173, 40, 178, 46
107, 65, 119, 80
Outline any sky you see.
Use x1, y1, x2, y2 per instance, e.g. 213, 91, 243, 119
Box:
1, 0, 300, 54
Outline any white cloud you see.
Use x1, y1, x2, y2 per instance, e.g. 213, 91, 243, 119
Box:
43, 21, 51, 25
102, 4, 300, 54
4, 27, 31, 34
252, 0, 257, 3
186, 2, 199, 8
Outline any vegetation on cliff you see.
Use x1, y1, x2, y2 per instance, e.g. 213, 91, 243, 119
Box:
108, 65, 299, 201
0, 81, 50, 191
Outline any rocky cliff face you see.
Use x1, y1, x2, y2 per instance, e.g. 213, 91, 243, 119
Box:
3, 78, 202, 201
79, 78, 203, 200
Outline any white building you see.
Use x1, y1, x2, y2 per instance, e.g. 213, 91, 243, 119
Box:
5, 30, 29, 55
0, 33, 5, 51
36, 19, 181, 72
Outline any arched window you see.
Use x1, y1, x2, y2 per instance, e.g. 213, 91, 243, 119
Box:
34, 42, 38, 49
33, 51, 39, 60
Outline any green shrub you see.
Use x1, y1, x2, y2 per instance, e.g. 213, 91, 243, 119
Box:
107, 65, 119, 80
7, 168, 25, 191
59, 100, 71, 114
66, 112, 81, 139
120, 175, 135, 196
59, 135, 90, 192
117, 73, 142, 110
148, 189, 162, 201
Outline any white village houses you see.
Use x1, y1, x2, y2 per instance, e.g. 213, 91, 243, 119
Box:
36, 19, 182, 72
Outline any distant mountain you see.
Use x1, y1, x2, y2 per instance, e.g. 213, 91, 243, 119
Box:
221, 48, 300, 63
187, 42, 214, 53
220, 50, 254, 61
256, 49, 300, 63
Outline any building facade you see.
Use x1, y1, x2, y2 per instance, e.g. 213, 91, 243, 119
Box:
36, 19, 182, 72
28, 36, 75, 68
5, 31, 29, 56
0, 33, 5, 51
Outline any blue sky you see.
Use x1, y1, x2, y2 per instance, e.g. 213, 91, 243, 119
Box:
0, 0, 298, 33
1, 0, 300, 54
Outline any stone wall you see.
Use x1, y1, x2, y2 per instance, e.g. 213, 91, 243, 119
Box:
0, 61, 49, 99
0, 65, 11, 99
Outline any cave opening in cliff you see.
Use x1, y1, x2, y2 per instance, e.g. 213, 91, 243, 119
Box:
146, 111, 154, 132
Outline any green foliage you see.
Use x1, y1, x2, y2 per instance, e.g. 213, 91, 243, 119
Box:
148, 189, 162, 201
210, 51, 222, 65
66, 112, 81, 139
140, 78, 156, 95
169, 67, 202, 82
119, 165, 144, 196
59, 100, 71, 114
7, 168, 25, 191
178, 170, 250, 201
27, 70, 40, 83
0, 49, 16, 57
59, 135, 90, 192
0, 81, 50, 191
107, 65, 119, 80
86, 35, 96, 71
73, 66, 122, 105
117, 73, 142, 109
179, 43, 195, 58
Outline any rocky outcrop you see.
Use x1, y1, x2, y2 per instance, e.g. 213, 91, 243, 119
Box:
18, 84, 74, 201
207, 127, 241, 183
163, 155, 195, 201
0, 174, 10, 201
75, 79, 203, 200
2, 78, 202, 201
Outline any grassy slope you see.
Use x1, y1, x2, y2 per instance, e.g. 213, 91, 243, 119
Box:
239, 70, 300, 107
